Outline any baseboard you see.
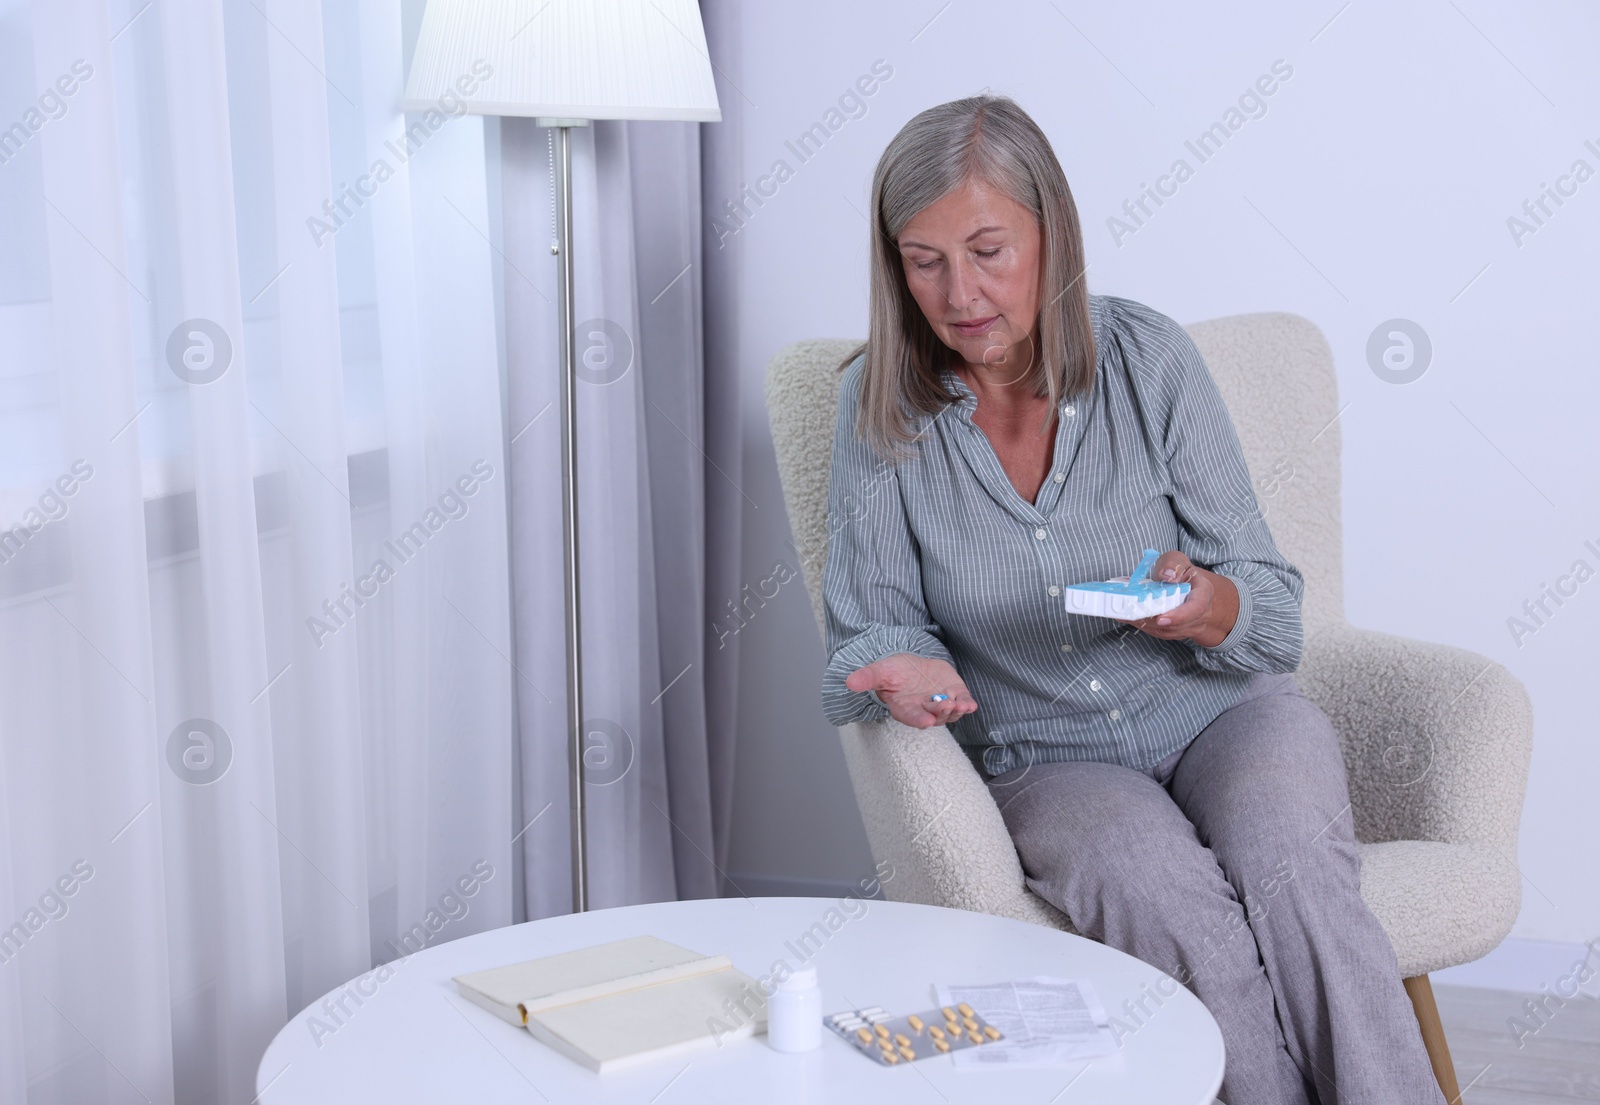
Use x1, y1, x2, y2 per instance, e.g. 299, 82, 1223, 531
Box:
1432, 936, 1600, 998
723, 872, 887, 901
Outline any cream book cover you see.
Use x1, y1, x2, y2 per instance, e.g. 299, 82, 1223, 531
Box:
452, 935, 768, 1074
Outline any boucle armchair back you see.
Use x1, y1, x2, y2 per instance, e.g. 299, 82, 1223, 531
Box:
766, 338, 867, 636
1186, 314, 1344, 636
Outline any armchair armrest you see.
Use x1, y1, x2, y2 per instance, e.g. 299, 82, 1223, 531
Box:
1296, 624, 1533, 855
835, 716, 1074, 932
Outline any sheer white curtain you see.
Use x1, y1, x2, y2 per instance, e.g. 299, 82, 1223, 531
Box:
0, 0, 511, 1101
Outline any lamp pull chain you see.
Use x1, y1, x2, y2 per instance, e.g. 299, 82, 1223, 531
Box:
547, 128, 559, 256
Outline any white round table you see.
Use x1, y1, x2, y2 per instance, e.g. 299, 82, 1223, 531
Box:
257, 896, 1223, 1103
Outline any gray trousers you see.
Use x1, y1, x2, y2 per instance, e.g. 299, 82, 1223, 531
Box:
985, 671, 1446, 1105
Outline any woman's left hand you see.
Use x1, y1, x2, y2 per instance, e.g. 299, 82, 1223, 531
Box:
1127, 551, 1239, 648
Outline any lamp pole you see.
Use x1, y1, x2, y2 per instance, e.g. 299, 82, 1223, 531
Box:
539, 116, 590, 914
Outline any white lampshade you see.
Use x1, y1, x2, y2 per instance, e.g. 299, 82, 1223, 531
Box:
402, 0, 722, 122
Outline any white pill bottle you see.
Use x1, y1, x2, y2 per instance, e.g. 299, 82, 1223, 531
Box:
766, 966, 822, 1052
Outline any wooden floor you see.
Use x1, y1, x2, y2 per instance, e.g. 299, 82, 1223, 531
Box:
1434, 984, 1600, 1103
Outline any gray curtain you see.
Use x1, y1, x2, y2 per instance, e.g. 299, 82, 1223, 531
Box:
500, 0, 746, 916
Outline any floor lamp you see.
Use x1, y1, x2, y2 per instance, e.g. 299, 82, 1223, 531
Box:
403, 0, 721, 913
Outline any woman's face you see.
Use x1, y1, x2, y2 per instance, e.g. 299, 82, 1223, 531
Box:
896, 176, 1043, 376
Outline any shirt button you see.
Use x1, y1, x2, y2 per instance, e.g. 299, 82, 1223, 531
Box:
1109, 709, 1121, 721
1034, 528, 1047, 540
1063, 404, 1075, 417
1053, 472, 1064, 483
1089, 679, 1101, 692
1046, 585, 1060, 597
1059, 643, 1073, 652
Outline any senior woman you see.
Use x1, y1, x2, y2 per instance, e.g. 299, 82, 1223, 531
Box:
819, 95, 1445, 1105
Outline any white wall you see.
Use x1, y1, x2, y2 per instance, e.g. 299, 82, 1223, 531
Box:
722, 1, 1600, 955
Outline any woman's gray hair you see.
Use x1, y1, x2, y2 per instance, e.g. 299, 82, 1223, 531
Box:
840, 93, 1096, 461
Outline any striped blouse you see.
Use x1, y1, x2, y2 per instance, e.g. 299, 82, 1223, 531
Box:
819, 293, 1305, 779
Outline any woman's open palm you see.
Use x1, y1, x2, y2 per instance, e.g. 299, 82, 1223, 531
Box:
845, 653, 978, 729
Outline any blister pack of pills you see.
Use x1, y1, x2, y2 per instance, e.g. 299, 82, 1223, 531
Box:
824, 1002, 1004, 1065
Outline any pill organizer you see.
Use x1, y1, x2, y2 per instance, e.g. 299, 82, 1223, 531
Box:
1063, 547, 1190, 621
824, 1002, 1004, 1065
